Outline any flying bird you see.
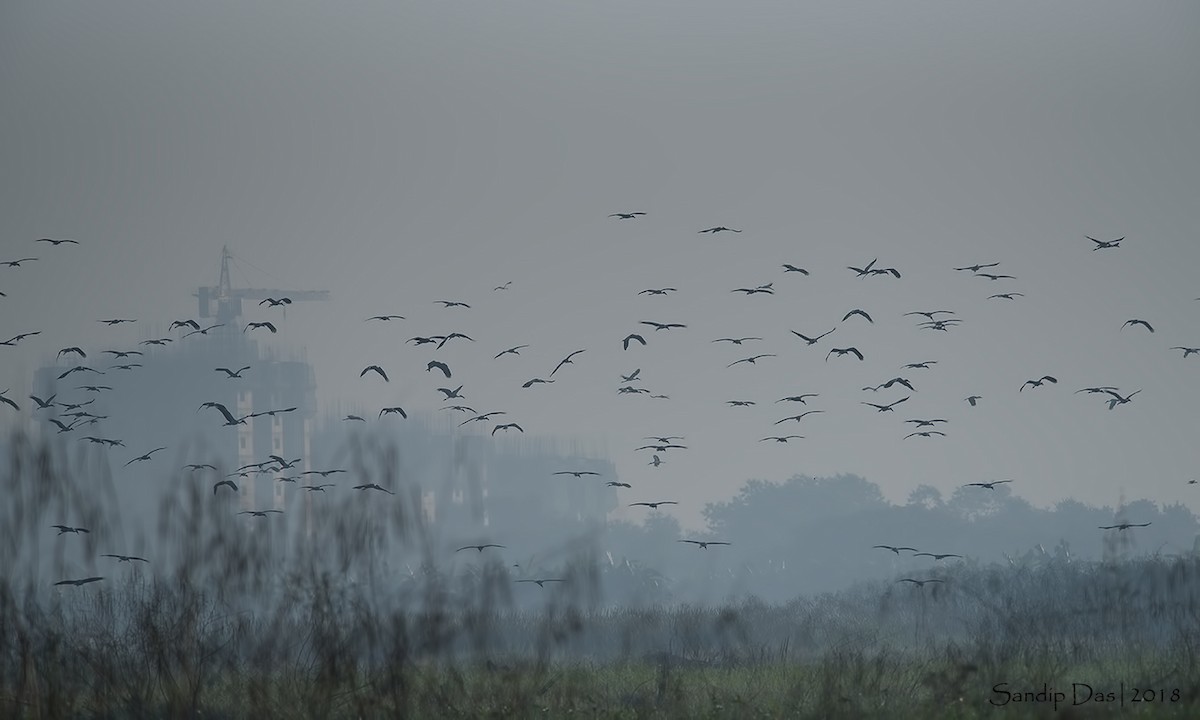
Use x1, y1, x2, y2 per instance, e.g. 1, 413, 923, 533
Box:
727, 400, 755, 407
379, 406, 408, 418
457, 544, 506, 552
435, 300, 471, 308
1170, 346, 1198, 358
1098, 522, 1150, 530
123, 447, 167, 466
0, 391, 18, 411
988, 293, 1024, 300
495, 345, 530, 358
760, 435, 804, 443
727, 354, 776, 368
897, 578, 944, 588
38, 238, 79, 245
170, 319, 201, 331
139, 338, 172, 346
53, 525, 89, 534
437, 332, 474, 349
366, 314, 405, 322
608, 481, 633, 488
554, 470, 600, 478
610, 212, 646, 219
259, 297, 292, 307
239, 510, 283, 517
29, 394, 57, 409
954, 262, 1001, 273
862, 397, 909, 412
905, 418, 948, 427
102, 350, 143, 358
782, 264, 809, 274
551, 350, 585, 376
102, 554, 148, 563
1121, 319, 1154, 333
1, 331, 41, 346
630, 501, 678, 509
698, 226, 742, 233
1020, 376, 1058, 391
678, 540, 731, 549
57, 347, 86, 359
244, 322, 277, 333
775, 411, 824, 424
904, 431, 947, 439
620, 369, 642, 382
964, 480, 1012, 490
965, 395, 982, 406
903, 361, 937, 370
826, 347, 864, 362
847, 259, 878, 278
1087, 236, 1123, 250
975, 273, 1016, 281
199, 402, 247, 426
54, 577, 104, 587
639, 288, 677, 296
640, 321, 686, 331
777, 394, 819, 404
873, 545, 918, 555
343, 415, 366, 422
904, 310, 955, 321
437, 385, 465, 399
516, 579, 563, 587
522, 378, 554, 388
183, 323, 224, 337
842, 309, 873, 323
494, 281, 513, 291
1102, 389, 1142, 409
492, 423, 523, 435
791, 328, 836, 345
427, 360, 452, 378
913, 553, 962, 560
360, 365, 389, 381
713, 337, 762, 345
215, 366, 251, 378
98, 318, 136, 325
354, 483, 396, 494
623, 333, 646, 350
184, 463, 217, 471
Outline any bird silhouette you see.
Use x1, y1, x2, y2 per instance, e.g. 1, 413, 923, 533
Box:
54, 577, 104, 587
623, 333, 646, 350
516, 578, 563, 587
239, 510, 283, 517
53, 525, 89, 534
244, 322, 277, 333
354, 483, 395, 494
1098, 522, 1150, 530
379, 407, 408, 418
698, 226, 741, 233
713, 337, 762, 345
551, 350, 586, 376
782, 264, 809, 274
57, 347, 86, 359
640, 321, 686, 331
792, 328, 836, 345
435, 300, 471, 308
495, 345, 530, 358
988, 293, 1024, 300
360, 365, 389, 381
862, 397, 909, 412
0, 392, 18, 411
775, 410, 824, 424
366, 314, 405, 322
965, 395, 982, 406
554, 470, 600, 478
913, 553, 962, 560
842, 309, 873, 323
1121, 319, 1154, 333
457, 544, 506, 552
522, 378, 554, 388
728, 354, 775, 368
630, 501, 678, 509
1020, 376, 1058, 391
215, 366, 251, 379
38, 238, 79, 245
873, 545, 918, 555
183, 323, 224, 337
124, 447, 167, 466
904, 431, 946, 439
1087, 236, 1123, 250
826, 347, 864, 362
678, 540, 731, 549
610, 212, 647, 219
760, 435, 804, 443
897, 578, 944, 588
639, 288, 677, 295
608, 481, 633, 488
427, 360, 452, 378
1170, 346, 1199, 358
492, 423, 523, 435
102, 554, 148, 563
964, 480, 1012, 490
953, 262, 1000, 273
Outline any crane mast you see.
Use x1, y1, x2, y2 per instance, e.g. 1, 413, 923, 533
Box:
195, 245, 329, 323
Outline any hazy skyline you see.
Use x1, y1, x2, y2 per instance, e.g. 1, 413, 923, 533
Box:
3, 1, 1198, 530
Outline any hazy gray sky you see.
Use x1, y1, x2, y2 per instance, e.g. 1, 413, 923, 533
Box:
2, 1, 1198, 530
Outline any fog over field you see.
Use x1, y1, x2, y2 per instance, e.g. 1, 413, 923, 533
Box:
2, 3, 1200, 715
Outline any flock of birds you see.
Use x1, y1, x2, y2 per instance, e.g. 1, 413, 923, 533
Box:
2, 228, 1195, 590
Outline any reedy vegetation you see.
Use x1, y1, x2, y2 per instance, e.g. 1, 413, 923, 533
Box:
2, 431, 1199, 718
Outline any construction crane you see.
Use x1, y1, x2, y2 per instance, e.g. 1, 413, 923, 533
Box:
195, 246, 329, 323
